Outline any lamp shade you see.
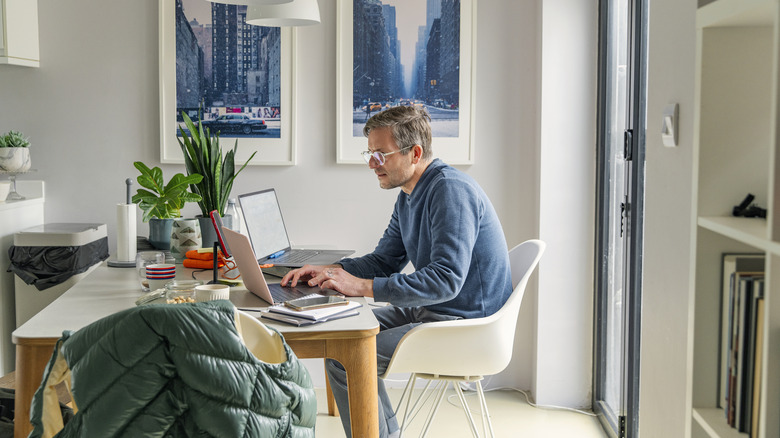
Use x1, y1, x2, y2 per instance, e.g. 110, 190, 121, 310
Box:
203, 0, 292, 5
246, 0, 320, 27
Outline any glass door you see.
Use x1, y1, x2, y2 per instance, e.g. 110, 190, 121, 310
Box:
594, 0, 646, 436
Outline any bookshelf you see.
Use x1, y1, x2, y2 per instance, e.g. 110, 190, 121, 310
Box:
692, 0, 780, 437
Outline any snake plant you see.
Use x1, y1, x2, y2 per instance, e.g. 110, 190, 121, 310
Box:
177, 112, 256, 216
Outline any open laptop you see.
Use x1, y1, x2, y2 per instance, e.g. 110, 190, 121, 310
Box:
238, 188, 354, 267
221, 227, 341, 305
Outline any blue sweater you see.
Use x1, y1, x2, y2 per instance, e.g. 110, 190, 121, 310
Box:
339, 159, 512, 319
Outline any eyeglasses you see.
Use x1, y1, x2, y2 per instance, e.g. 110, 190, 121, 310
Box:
361, 145, 414, 165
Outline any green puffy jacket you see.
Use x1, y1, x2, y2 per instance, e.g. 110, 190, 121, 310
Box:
29, 300, 316, 437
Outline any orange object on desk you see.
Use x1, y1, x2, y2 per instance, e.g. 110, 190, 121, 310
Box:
183, 249, 226, 269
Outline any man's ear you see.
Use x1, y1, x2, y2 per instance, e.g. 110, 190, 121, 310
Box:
412, 144, 423, 163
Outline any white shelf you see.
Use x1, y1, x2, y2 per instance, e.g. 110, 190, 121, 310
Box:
693, 408, 749, 438
692, 0, 780, 436
698, 216, 780, 255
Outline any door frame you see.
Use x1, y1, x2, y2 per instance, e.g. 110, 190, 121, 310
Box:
593, 0, 647, 436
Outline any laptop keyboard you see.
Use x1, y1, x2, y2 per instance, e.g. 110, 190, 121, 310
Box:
271, 249, 318, 264
270, 285, 312, 302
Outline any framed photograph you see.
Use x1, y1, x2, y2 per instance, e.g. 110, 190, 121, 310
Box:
336, 0, 475, 164
159, 0, 296, 165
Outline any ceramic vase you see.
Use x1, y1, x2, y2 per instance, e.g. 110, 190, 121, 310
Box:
170, 218, 201, 261
198, 214, 232, 249
0, 147, 31, 172
148, 218, 174, 250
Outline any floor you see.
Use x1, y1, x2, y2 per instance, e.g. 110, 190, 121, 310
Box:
313, 387, 609, 437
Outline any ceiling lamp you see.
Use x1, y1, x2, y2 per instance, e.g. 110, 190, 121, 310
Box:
203, 0, 292, 5
246, 0, 321, 27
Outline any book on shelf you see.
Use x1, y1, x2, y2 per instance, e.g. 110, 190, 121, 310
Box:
718, 252, 764, 434
719, 253, 764, 409
734, 275, 761, 432
743, 277, 764, 434
750, 291, 765, 438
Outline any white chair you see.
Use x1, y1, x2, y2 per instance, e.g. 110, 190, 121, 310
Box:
236, 309, 288, 365
380, 240, 546, 438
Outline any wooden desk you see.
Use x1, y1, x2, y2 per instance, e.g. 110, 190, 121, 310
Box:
12, 263, 379, 438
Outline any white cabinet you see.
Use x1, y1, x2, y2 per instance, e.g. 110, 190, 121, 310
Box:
0, 0, 39, 67
0, 181, 44, 376
691, 0, 780, 437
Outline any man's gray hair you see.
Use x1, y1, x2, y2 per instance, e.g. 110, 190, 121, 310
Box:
363, 106, 433, 161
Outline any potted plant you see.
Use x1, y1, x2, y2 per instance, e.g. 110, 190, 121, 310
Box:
177, 111, 256, 246
131, 161, 203, 250
0, 130, 32, 172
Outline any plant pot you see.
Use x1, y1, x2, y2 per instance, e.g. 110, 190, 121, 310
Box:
170, 218, 202, 261
148, 218, 174, 250
0, 147, 31, 172
198, 214, 232, 249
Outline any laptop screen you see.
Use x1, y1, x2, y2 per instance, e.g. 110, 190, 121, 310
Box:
238, 189, 291, 259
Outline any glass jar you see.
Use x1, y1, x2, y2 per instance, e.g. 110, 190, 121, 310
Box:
164, 279, 203, 304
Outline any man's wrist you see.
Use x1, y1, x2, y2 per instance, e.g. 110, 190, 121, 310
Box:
362, 279, 374, 298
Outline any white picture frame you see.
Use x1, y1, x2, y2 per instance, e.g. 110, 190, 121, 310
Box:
159, 0, 296, 165
336, 0, 476, 164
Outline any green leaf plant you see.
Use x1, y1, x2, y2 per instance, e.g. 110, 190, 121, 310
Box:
0, 131, 30, 148
131, 161, 203, 221
177, 112, 256, 217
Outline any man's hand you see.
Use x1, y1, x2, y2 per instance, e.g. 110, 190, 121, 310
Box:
281, 264, 374, 298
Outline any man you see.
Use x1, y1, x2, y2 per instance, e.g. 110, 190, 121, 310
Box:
281, 106, 512, 438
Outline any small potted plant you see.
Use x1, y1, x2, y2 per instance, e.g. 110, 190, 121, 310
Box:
0, 130, 32, 172
178, 111, 256, 246
131, 161, 203, 250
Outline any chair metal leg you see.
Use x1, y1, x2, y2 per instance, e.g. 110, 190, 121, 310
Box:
396, 374, 415, 417
397, 374, 417, 437
420, 380, 449, 438
453, 381, 482, 437
475, 381, 495, 438
398, 375, 439, 436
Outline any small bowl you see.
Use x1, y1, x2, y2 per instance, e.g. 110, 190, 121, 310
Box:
195, 284, 230, 302
165, 279, 203, 303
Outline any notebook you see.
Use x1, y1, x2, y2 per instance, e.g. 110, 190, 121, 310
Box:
238, 188, 354, 267
221, 227, 342, 305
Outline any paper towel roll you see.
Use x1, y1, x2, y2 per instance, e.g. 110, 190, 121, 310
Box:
116, 203, 137, 262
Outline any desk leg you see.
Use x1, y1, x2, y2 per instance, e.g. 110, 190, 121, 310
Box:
328, 336, 378, 438
15, 340, 56, 438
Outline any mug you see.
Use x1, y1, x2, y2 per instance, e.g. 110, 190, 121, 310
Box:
195, 284, 230, 302
136, 251, 165, 291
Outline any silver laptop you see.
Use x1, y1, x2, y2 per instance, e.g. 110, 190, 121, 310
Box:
221, 227, 341, 305
238, 188, 354, 267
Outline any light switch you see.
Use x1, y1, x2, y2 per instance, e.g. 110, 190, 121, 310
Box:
661, 103, 678, 147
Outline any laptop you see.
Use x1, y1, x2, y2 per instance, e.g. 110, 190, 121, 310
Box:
221, 227, 342, 305
238, 189, 354, 267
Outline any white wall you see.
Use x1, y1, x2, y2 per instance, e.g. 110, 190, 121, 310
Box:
536, 0, 597, 408
640, 0, 697, 435
0, 0, 558, 394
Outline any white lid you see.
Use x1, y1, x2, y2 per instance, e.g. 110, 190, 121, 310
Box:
14, 223, 107, 246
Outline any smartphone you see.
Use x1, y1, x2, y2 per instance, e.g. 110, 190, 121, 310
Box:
209, 210, 232, 258
284, 295, 349, 311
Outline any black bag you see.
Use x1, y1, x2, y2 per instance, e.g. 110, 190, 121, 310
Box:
0, 387, 74, 438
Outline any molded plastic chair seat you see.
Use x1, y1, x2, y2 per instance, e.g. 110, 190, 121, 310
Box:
380, 240, 545, 438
